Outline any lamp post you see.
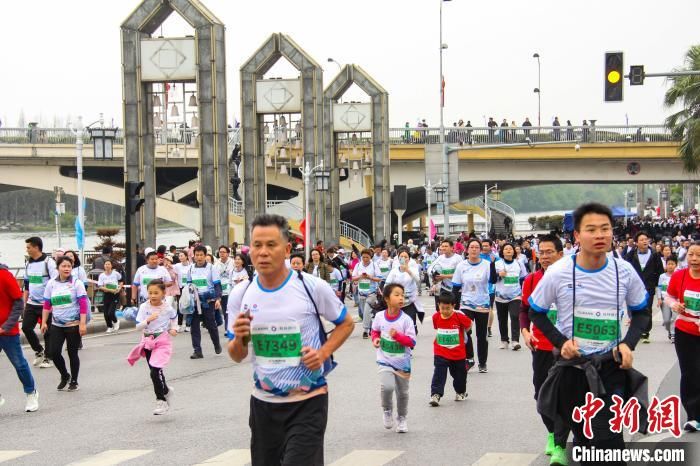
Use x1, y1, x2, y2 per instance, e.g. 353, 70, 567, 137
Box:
423, 179, 441, 241
327, 57, 342, 73
440, 0, 451, 240
75, 116, 85, 266
533, 53, 541, 128
299, 161, 329, 260
434, 185, 447, 236
484, 183, 501, 236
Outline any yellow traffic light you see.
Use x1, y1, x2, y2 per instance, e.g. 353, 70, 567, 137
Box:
607, 70, 621, 84
605, 52, 623, 102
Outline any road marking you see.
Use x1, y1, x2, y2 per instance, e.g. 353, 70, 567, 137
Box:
330, 449, 404, 466
0, 451, 36, 463
194, 449, 251, 465
471, 452, 538, 466
67, 450, 153, 465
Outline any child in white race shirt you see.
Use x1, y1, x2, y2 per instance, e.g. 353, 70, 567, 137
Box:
127, 280, 178, 415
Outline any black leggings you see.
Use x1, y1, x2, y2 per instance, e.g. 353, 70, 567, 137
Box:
402, 302, 418, 334
102, 292, 119, 328
495, 299, 521, 343
675, 328, 700, 422
464, 309, 489, 365
144, 349, 169, 401
49, 325, 81, 382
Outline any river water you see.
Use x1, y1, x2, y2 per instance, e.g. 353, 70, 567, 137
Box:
0, 228, 197, 268
0, 210, 566, 268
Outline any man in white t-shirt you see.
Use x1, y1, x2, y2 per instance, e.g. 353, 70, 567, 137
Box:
228, 214, 353, 466
131, 251, 172, 304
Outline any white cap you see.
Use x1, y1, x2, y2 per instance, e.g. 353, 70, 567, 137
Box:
144, 247, 155, 255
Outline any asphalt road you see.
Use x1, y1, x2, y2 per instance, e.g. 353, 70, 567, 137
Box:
0, 295, 696, 466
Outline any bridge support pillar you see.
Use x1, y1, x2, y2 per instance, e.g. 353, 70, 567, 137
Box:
683, 183, 696, 212
468, 212, 474, 233
636, 184, 645, 217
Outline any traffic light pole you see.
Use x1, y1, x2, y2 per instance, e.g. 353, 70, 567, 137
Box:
124, 181, 145, 286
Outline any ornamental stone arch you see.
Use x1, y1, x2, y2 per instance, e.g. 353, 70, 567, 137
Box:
240, 33, 325, 245
324, 64, 390, 243
121, 0, 228, 249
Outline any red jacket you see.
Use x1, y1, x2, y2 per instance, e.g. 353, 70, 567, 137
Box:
0, 266, 23, 336
520, 269, 554, 352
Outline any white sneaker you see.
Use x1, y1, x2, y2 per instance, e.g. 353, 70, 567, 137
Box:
113, 320, 120, 332
177, 325, 184, 333
39, 359, 53, 369
383, 409, 394, 429
25, 391, 39, 412
164, 386, 174, 408
455, 392, 468, 401
32, 352, 44, 367
429, 394, 441, 407
153, 399, 169, 415
684, 420, 699, 432
0, 395, 5, 408
105, 327, 114, 334
499, 341, 508, 349
511, 342, 521, 351
395, 416, 408, 433
184, 326, 191, 333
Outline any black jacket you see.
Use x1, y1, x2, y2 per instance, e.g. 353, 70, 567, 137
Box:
624, 248, 664, 290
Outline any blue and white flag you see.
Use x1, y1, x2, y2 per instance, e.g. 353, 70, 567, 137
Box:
75, 216, 84, 250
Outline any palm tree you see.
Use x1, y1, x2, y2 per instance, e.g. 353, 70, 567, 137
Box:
665, 45, 700, 172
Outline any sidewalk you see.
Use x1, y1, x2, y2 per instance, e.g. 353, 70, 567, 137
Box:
19, 310, 135, 346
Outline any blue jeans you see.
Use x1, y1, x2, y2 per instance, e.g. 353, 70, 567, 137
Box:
0, 335, 36, 393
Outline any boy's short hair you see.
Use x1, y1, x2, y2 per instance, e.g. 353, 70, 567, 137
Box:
436, 291, 455, 305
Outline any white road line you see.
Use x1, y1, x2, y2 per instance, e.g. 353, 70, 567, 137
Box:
0, 451, 36, 463
67, 449, 153, 466
471, 452, 538, 466
194, 449, 251, 465
329, 449, 404, 466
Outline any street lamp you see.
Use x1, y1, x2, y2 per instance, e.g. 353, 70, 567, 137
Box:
434, 185, 447, 236
533, 53, 541, 127
299, 161, 329, 260
484, 183, 501, 235
423, 179, 441, 241
327, 57, 342, 73
89, 126, 117, 160
440, 0, 452, 240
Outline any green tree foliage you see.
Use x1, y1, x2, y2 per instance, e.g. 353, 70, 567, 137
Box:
665, 44, 700, 173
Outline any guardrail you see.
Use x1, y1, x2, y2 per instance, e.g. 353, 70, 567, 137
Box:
0, 124, 674, 147
486, 198, 516, 220
229, 197, 244, 216
340, 220, 372, 248
266, 200, 303, 219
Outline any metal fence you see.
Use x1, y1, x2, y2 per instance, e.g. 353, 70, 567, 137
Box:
340, 220, 372, 248
0, 124, 674, 147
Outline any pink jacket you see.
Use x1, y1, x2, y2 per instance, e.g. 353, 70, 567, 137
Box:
127, 332, 173, 369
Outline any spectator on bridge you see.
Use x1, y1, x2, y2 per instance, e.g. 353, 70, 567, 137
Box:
487, 117, 497, 142
510, 121, 517, 141
522, 117, 532, 139
500, 119, 509, 143
404, 122, 411, 143
465, 120, 473, 144
552, 117, 561, 141
566, 120, 574, 140
582, 120, 589, 142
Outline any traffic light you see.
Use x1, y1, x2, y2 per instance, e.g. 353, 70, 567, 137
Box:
604, 52, 623, 102
126, 181, 145, 214
629, 65, 645, 86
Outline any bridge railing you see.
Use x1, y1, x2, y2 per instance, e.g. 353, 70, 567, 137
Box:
266, 200, 303, 219
486, 198, 516, 220
388, 124, 675, 145
340, 220, 372, 248
1, 125, 673, 148
229, 197, 244, 216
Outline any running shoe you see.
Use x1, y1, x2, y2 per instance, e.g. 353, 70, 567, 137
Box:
362, 331, 369, 339
383, 409, 394, 429
25, 391, 39, 412
32, 351, 45, 366
67, 382, 80, 392
544, 432, 555, 455
190, 352, 204, 359
164, 386, 174, 408
113, 320, 120, 332
39, 359, 53, 369
455, 393, 468, 401
511, 343, 522, 351
487, 327, 493, 338
670, 334, 675, 344
683, 420, 699, 432
153, 399, 169, 415
214, 345, 223, 355
466, 359, 475, 372
429, 394, 441, 407
0, 395, 5, 408
550, 445, 568, 465
395, 416, 408, 433
105, 327, 114, 334
184, 326, 191, 333
499, 341, 508, 349
57, 375, 70, 391
478, 364, 488, 373
640, 334, 651, 344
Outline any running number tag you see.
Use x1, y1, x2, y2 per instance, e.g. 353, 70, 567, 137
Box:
28, 274, 44, 284
192, 278, 208, 289
683, 290, 700, 317
443, 268, 455, 276
105, 283, 118, 291
503, 274, 519, 285
547, 305, 558, 325
359, 279, 370, 292
436, 328, 460, 348
380, 267, 389, 274
51, 293, 72, 307
573, 307, 619, 351
251, 322, 302, 367
661, 284, 668, 292
380, 332, 405, 355
142, 277, 152, 286
222, 282, 229, 292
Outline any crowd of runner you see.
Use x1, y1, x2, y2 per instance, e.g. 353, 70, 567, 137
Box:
1, 205, 699, 466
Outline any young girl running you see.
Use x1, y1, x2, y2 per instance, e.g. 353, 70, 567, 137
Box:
127, 280, 178, 415
371, 283, 416, 433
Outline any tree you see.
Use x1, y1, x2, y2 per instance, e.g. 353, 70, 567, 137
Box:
665, 44, 700, 173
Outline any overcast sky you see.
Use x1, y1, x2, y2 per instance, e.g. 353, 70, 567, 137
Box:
1, 0, 698, 128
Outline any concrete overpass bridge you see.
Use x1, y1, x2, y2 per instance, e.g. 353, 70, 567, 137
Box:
0, 124, 688, 242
